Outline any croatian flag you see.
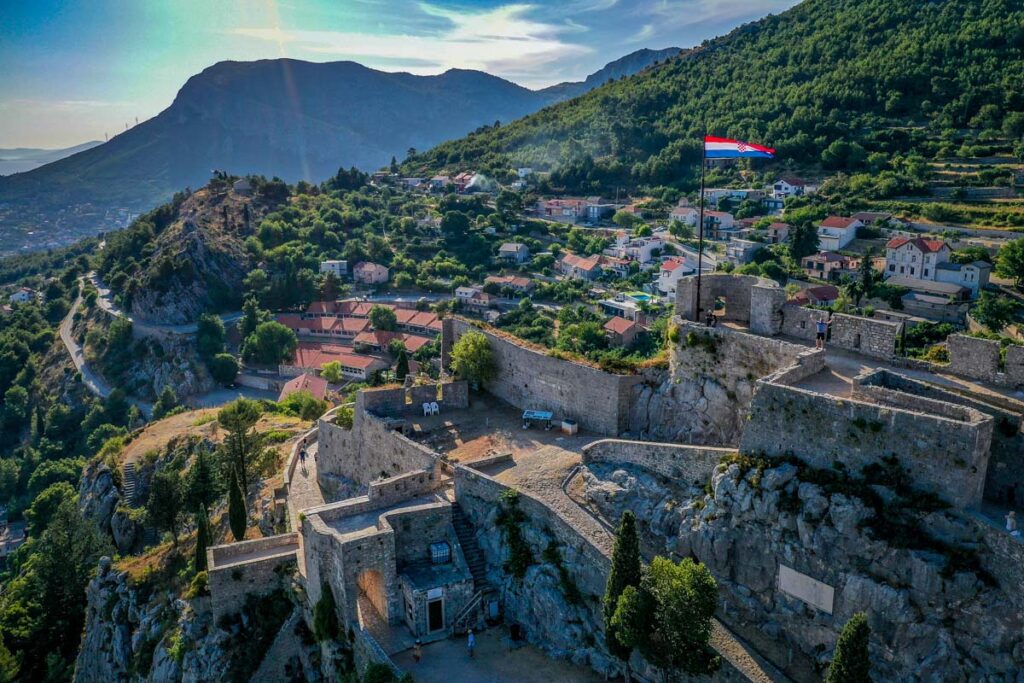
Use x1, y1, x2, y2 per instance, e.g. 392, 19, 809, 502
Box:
704, 136, 775, 159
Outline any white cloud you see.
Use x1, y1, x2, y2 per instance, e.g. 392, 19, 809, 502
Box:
231, 3, 592, 87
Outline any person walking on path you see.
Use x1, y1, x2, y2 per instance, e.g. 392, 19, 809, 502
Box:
815, 314, 830, 350
299, 446, 307, 472
467, 629, 476, 659
413, 640, 422, 663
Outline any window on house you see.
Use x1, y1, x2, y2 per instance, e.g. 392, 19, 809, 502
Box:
910, 267, 915, 275
430, 542, 451, 565
889, 265, 895, 272
923, 269, 929, 277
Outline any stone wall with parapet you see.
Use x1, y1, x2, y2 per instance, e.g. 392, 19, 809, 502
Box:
207, 533, 299, 620
675, 273, 785, 335
780, 305, 903, 360
740, 379, 993, 510
627, 321, 821, 445
358, 381, 468, 419
317, 404, 439, 488
830, 313, 903, 360
854, 369, 1024, 506
947, 334, 1024, 389
582, 439, 735, 488
441, 317, 640, 435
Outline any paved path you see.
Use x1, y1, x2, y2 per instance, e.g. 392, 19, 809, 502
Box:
59, 288, 154, 417
89, 272, 242, 336
287, 440, 325, 531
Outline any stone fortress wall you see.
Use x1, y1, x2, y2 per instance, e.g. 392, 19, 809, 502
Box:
441, 317, 640, 435
675, 272, 786, 335
740, 370, 993, 510
581, 439, 736, 488
206, 533, 299, 620
946, 334, 1024, 389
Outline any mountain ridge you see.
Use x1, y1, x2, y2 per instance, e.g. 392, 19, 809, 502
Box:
0, 48, 676, 252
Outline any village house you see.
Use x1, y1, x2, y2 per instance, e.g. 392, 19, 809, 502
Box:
558, 253, 601, 280
704, 210, 738, 240
484, 275, 535, 294
394, 309, 443, 335
600, 297, 644, 322
885, 237, 990, 298
817, 216, 863, 251
319, 260, 348, 278
604, 316, 641, 347
353, 261, 390, 285
232, 178, 253, 195
496, 242, 530, 264
725, 239, 764, 265
455, 286, 496, 311
764, 222, 790, 244
606, 232, 665, 264
657, 258, 690, 295
278, 373, 329, 403
801, 251, 860, 282
452, 172, 474, 192
790, 284, 841, 307
703, 188, 764, 204
771, 176, 816, 199
280, 342, 389, 381
8, 287, 38, 304
670, 205, 698, 225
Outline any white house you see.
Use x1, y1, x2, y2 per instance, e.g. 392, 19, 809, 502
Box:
319, 260, 348, 278
885, 237, 989, 297
669, 206, 698, 225
607, 233, 665, 264
817, 216, 863, 251
8, 287, 37, 304
771, 176, 816, 199
353, 262, 390, 285
497, 242, 530, 264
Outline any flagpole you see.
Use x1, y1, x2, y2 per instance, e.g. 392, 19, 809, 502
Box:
695, 133, 707, 323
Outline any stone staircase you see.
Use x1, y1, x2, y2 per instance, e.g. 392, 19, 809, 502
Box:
452, 504, 488, 591
122, 462, 139, 507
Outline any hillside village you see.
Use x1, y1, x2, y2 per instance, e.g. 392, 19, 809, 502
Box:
1, 0, 1024, 682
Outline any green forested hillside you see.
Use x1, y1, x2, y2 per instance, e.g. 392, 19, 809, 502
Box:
405, 0, 1024, 191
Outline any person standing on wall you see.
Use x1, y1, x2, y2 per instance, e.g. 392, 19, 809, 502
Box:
815, 314, 830, 350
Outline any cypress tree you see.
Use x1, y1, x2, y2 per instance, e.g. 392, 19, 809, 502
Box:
826, 612, 872, 683
194, 509, 210, 572
603, 510, 642, 659
395, 348, 410, 380
227, 467, 247, 542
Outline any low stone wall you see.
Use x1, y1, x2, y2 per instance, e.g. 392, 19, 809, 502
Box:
740, 380, 993, 510
779, 304, 820, 341
581, 439, 735, 488
358, 380, 469, 418
317, 407, 438, 487
352, 628, 403, 679
947, 334, 1024, 388
207, 533, 299, 620
763, 348, 827, 386
366, 467, 441, 506
830, 313, 902, 360
442, 317, 640, 435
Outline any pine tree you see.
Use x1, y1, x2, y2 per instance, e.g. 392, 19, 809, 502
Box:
826, 612, 872, 683
395, 348, 410, 380
146, 469, 184, 548
152, 385, 178, 420
185, 450, 218, 516
604, 510, 642, 660
228, 467, 247, 542
194, 509, 210, 572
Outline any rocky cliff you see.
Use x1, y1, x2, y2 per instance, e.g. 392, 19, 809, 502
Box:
577, 457, 1024, 681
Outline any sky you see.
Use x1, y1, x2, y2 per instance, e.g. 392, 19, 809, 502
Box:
0, 0, 798, 149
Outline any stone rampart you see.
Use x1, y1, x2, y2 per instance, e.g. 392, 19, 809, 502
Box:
317, 406, 439, 488
740, 380, 992, 509
628, 321, 819, 445
855, 370, 1024, 506
442, 317, 639, 435
581, 439, 735, 488
675, 273, 785, 335
207, 533, 299, 620
946, 335, 1024, 388
779, 304, 820, 341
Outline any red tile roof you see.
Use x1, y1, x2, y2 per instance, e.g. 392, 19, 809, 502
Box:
561, 253, 600, 271
291, 343, 387, 371
354, 330, 431, 352
279, 373, 329, 402
885, 237, 948, 253
604, 317, 638, 334
820, 216, 859, 229
661, 258, 686, 272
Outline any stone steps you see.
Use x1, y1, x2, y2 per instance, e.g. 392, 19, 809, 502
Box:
122, 462, 139, 507
452, 504, 489, 591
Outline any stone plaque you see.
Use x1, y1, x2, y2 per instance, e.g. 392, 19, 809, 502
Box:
778, 564, 834, 614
